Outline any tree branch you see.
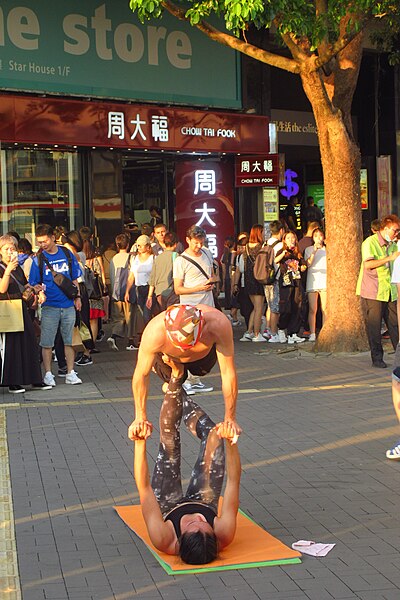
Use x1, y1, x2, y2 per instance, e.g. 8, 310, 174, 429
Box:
315, 13, 374, 68
161, 0, 300, 74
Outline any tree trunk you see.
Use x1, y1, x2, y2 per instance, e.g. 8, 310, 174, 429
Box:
301, 71, 368, 352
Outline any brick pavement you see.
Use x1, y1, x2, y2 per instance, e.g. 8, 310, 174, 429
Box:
1, 324, 400, 600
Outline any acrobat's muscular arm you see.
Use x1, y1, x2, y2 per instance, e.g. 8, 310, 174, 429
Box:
128, 317, 164, 440
134, 440, 176, 553
214, 441, 241, 548
215, 316, 241, 438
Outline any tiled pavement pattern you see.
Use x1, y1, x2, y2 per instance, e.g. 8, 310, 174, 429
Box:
1, 325, 400, 600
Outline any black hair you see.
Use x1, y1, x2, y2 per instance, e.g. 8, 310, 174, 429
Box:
18, 238, 33, 254
35, 223, 54, 237
6, 230, 21, 242
186, 224, 206, 239
115, 233, 130, 250
179, 531, 218, 565
269, 220, 283, 235
65, 230, 83, 252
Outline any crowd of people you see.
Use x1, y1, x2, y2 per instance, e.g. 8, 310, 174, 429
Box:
0, 211, 328, 394
5, 204, 400, 566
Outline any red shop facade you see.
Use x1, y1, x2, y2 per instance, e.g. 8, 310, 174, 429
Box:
0, 93, 270, 251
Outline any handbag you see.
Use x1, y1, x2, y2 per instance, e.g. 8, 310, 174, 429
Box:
84, 266, 103, 300
72, 326, 85, 350
0, 263, 36, 309
39, 248, 79, 300
112, 254, 137, 303
0, 298, 24, 332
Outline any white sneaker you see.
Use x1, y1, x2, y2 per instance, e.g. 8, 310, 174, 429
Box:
278, 330, 287, 343
240, 332, 255, 342
288, 334, 305, 344
308, 333, 316, 342
268, 333, 280, 343
182, 382, 196, 396
43, 371, 56, 387
252, 333, 267, 342
107, 337, 119, 351
190, 381, 214, 392
65, 371, 82, 385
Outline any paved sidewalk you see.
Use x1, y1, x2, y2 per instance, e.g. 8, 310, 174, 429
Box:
1, 325, 400, 600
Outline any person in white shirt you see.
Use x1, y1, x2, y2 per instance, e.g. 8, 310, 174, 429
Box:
304, 228, 327, 342
125, 235, 155, 325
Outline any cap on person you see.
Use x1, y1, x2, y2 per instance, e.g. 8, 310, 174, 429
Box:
165, 305, 204, 349
136, 234, 151, 246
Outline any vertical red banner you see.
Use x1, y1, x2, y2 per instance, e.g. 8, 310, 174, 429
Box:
175, 161, 235, 260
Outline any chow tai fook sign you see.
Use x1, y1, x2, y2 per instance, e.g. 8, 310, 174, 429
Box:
0, 95, 270, 154
235, 154, 281, 187
175, 162, 234, 261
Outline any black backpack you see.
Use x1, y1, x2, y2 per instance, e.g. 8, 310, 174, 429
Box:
253, 240, 279, 285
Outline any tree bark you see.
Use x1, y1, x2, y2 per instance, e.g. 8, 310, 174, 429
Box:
300, 69, 368, 352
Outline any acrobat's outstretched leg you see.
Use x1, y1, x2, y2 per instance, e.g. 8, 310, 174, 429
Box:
182, 395, 225, 510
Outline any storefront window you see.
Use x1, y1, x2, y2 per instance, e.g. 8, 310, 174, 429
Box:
0, 148, 83, 242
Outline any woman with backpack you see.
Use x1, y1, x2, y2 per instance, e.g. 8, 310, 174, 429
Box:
108, 233, 143, 351
83, 240, 107, 350
238, 224, 266, 343
276, 231, 307, 344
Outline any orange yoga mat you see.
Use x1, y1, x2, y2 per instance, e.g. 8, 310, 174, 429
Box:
115, 504, 301, 574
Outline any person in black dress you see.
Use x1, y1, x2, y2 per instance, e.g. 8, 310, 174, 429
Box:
0, 235, 50, 393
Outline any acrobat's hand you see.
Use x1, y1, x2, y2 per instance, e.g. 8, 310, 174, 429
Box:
128, 418, 153, 441
215, 420, 242, 444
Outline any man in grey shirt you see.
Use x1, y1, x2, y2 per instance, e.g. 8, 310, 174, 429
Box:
173, 225, 216, 307
173, 225, 217, 393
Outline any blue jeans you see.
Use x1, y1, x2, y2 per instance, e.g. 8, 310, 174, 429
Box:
136, 284, 154, 325
40, 305, 76, 347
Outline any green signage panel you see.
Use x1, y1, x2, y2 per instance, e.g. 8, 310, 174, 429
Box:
0, 1, 241, 108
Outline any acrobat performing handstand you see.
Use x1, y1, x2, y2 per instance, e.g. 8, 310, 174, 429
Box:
133, 357, 241, 564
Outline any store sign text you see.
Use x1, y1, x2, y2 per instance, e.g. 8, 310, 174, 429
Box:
234, 154, 279, 187
194, 170, 218, 257
0, 4, 192, 69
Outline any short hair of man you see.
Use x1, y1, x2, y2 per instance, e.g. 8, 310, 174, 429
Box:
186, 225, 206, 240
269, 220, 283, 235
179, 531, 218, 564
381, 214, 400, 229
154, 223, 166, 232
36, 224, 54, 238
370, 219, 381, 233
115, 233, 130, 250
164, 232, 178, 247
306, 196, 314, 206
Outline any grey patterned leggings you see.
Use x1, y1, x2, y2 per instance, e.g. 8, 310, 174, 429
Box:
151, 377, 225, 517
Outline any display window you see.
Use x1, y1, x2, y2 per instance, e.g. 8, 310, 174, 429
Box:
0, 147, 83, 241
